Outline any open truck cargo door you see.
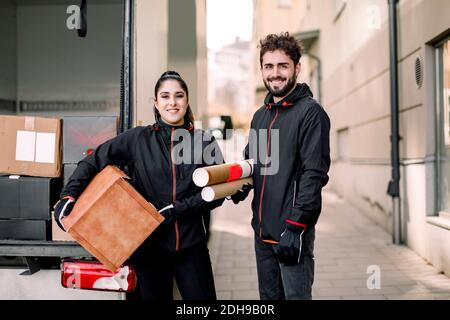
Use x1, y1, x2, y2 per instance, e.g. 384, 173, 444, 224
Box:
0, 0, 133, 284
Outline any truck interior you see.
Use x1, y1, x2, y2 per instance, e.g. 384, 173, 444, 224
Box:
0, 0, 132, 277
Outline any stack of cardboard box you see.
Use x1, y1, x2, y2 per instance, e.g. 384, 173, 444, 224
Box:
0, 115, 63, 240
0, 115, 118, 241
0, 115, 165, 270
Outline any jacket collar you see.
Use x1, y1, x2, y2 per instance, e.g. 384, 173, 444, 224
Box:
264, 83, 313, 110
151, 117, 194, 133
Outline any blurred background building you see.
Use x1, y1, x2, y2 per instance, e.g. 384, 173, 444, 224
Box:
208, 38, 254, 129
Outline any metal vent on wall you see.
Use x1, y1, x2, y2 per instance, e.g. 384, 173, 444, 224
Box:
415, 56, 423, 89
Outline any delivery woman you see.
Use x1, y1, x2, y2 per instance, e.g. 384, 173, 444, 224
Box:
53, 71, 224, 300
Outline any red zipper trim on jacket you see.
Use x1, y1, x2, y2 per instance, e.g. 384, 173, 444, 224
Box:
171, 127, 180, 251
258, 108, 279, 239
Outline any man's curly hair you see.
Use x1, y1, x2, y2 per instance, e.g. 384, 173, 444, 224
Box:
259, 32, 303, 67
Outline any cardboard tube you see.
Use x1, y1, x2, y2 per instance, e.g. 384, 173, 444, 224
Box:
201, 177, 253, 202
193, 160, 254, 187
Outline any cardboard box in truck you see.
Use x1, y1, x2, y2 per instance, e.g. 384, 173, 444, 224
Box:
0, 219, 50, 240
0, 175, 62, 220
0, 115, 62, 177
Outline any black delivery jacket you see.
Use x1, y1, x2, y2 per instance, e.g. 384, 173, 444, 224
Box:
245, 83, 330, 243
60, 119, 225, 252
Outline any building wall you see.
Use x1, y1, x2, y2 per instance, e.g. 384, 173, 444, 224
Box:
252, 0, 307, 110
134, 0, 169, 126
196, 0, 208, 123
322, 0, 450, 276
209, 39, 254, 128
168, 0, 207, 125
134, 0, 206, 126
253, 0, 450, 277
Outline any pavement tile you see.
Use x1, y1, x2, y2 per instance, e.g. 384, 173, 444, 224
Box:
355, 286, 402, 295
233, 274, 258, 282
385, 294, 436, 300
217, 291, 232, 300
341, 295, 386, 300
215, 281, 254, 291
314, 287, 359, 297
231, 290, 259, 300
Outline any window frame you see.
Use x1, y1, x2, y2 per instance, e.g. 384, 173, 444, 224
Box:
333, 0, 347, 22
277, 0, 293, 9
435, 36, 450, 216
337, 127, 349, 162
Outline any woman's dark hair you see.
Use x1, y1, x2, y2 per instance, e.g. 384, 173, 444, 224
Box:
259, 32, 303, 67
154, 71, 194, 125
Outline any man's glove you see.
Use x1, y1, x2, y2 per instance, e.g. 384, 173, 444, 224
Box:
53, 196, 76, 231
230, 183, 253, 204
273, 220, 306, 266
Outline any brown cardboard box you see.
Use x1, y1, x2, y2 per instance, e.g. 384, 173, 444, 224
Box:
0, 115, 62, 177
51, 215, 76, 241
62, 165, 164, 271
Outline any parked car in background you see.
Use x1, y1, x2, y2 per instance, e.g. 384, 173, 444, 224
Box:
207, 115, 233, 140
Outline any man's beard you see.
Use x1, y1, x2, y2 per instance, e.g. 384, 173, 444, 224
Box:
263, 73, 297, 98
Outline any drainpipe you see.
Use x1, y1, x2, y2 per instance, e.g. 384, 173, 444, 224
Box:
386, 0, 401, 245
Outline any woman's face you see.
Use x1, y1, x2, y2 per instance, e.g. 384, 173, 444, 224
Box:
155, 79, 188, 126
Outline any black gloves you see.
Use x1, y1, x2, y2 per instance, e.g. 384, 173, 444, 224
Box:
158, 202, 183, 225
53, 196, 76, 231
274, 220, 306, 266
230, 183, 253, 204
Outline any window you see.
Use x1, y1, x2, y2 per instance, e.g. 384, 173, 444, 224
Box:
337, 128, 349, 161
278, 0, 292, 9
436, 38, 450, 214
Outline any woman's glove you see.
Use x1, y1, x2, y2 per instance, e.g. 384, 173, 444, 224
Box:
158, 204, 176, 225
158, 190, 224, 225
158, 202, 184, 225
53, 196, 76, 231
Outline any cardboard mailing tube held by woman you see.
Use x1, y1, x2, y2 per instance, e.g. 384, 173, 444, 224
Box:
193, 159, 253, 187
201, 177, 253, 202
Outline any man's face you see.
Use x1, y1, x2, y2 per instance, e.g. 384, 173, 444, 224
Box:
261, 49, 300, 99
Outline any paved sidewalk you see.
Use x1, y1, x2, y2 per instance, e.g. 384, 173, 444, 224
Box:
208, 190, 450, 300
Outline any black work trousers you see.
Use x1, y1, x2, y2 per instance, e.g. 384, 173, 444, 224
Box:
130, 241, 216, 300
254, 226, 315, 300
